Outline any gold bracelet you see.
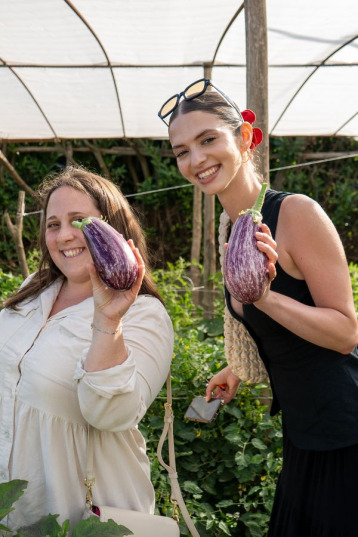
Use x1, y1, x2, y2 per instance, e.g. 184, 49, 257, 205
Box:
91, 323, 119, 335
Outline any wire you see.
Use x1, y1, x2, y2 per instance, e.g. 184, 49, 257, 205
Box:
125, 183, 192, 198
128, 152, 358, 197
12, 151, 358, 216
271, 152, 358, 172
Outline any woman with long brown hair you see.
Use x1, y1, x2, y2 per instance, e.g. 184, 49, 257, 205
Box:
0, 166, 173, 531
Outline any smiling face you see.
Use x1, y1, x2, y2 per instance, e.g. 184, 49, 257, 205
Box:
45, 186, 101, 286
169, 110, 246, 198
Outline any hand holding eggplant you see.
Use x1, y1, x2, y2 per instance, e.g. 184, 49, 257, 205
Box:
88, 240, 145, 325
255, 223, 278, 285
72, 217, 145, 325
224, 183, 277, 304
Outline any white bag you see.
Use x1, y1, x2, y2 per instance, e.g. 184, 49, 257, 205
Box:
82, 503, 180, 536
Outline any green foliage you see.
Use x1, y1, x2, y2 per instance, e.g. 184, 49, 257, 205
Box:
0, 268, 23, 304
1, 136, 357, 272
131, 140, 193, 264
270, 136, 358, 262
147, 259, 357, 535
0, 260, 357, 536
72, 518, 132, 537
140, 260, 283, 536
349, 263, 358, 313
0, 481, 132, 537
15, 514, 71, 537
0, 480, 28, 530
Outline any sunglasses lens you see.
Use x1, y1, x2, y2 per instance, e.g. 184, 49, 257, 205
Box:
160, 96, 179, 118
184, 80, 207, 99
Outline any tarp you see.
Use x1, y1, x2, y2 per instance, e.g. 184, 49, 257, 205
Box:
0, 0, 357, 141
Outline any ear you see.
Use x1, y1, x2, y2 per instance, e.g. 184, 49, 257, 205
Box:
240, 122, 253, 151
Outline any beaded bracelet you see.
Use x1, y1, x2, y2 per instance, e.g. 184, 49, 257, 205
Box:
91, 323, 119, 335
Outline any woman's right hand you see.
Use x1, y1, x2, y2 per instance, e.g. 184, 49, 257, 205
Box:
88, 240, 145, 327
206, 366, 241, 404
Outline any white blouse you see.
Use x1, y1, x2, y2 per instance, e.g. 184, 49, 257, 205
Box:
0, 278, 174, 531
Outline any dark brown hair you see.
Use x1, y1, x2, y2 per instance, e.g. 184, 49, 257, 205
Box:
169, 89, 243, 134
4, 166, 164, 309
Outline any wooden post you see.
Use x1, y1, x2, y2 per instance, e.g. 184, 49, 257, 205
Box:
245, 0, 269, 181
202, 193, 216, 319
245, 0, 272, 403
190, 185, 202, 306
4, 191, 30, 279
201, 63, 216, 319
0, 144, 6, 184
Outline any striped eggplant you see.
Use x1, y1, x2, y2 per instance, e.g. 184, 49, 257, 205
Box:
223, 182, 268, 304
72, 217, 138, 290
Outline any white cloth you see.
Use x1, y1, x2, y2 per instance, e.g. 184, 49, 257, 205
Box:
0, 278, 174, 531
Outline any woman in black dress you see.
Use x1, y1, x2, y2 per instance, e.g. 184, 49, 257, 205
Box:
158, 79, 358, 536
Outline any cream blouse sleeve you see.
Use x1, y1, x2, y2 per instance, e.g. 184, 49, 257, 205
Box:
74, 295, 174, 432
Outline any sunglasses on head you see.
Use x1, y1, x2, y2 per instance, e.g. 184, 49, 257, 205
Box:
158, 78, 244, 126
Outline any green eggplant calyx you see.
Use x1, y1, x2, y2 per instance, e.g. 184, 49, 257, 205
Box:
238, 208, 263, 224
72, 217, 93, 229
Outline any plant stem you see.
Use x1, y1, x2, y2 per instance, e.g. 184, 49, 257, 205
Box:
252, 182, 268, 213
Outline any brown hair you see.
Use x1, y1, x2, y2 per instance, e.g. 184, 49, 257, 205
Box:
169, 89, 243, 134
4, 166, 164, 309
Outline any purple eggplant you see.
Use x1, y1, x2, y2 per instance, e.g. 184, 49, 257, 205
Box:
223, 182, 268, 304
72, 217, 138, 290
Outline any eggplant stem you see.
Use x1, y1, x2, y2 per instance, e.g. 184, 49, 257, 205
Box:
238, 182, 268, 223
252, 182, 268, 213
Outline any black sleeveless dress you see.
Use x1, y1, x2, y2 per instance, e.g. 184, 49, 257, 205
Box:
226, 189, 358, 536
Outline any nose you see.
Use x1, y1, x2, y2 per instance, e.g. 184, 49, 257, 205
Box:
190, 147, 206, 169
57, 223, 76, 243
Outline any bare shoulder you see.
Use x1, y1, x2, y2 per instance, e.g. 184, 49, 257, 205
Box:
276, 193, 347, 280
279, 193, 338, 237
281, 192, 326, 216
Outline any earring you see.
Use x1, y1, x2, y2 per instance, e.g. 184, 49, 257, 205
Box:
241, 150, 249, 164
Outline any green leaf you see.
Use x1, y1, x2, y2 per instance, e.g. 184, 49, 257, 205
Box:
16, 514, 62, 537
0, 481, 28, 520
0, 508, 15, 521
223, 405, 243, 419
198, 318, 224, 337
235, 452, 250, 469
251, 438, 267, 450
72, 517, 133, 537
216, 499, 236, 508
218, 520, 231, 535
182, 481, 203, 495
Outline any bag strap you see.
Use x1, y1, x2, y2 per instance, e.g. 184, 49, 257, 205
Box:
85, 373, 200, 537
156, 374, 200, 537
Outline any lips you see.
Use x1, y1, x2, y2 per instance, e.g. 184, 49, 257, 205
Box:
62, 248, 85, 258
197, 165, 220, 182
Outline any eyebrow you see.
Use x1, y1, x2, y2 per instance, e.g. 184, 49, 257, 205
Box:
171, 129, 218, 150
46, 211, 86, 221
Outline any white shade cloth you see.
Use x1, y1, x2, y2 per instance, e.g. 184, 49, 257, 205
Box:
0, 0, 357, 140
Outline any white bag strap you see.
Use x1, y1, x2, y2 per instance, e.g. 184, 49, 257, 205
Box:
157, 374, 200, 537
85, 373, 200, 537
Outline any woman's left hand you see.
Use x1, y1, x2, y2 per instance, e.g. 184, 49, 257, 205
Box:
255, 223, 278, 284
88, 239, 145, 325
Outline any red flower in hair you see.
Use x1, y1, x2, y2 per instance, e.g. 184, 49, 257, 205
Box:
241, 109, 263, 151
